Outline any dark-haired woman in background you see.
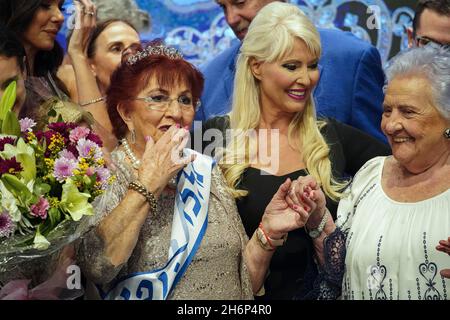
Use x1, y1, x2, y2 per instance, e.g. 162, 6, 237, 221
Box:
0, 0, 98, 132
59, 18, 140, 138
0, 0, 67, 97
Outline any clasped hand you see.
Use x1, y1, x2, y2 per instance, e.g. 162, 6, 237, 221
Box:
261, 175, 326, 240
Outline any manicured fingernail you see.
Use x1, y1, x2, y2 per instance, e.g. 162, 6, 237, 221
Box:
145, 136, 150, 142
176, 123, 181, 128
184, 125, 189, 130
293, 205, 300, 211
304, 206, 309, 212
303, 192, 309, 198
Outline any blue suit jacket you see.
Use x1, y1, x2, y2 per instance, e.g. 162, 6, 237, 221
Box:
197, 28, 387, 143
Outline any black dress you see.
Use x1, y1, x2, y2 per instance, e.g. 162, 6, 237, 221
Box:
194, 116, 391, 299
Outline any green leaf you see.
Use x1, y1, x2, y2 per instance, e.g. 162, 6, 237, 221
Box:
34, 182, 51, 196
47, 108, 57, 117
56, 114, 63, 123
1, 110, 21, 136
1, 173, 33, 204
48, 207, 62, 228
0, 81, 16, 121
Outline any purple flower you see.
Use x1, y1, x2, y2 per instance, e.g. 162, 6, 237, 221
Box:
76, 138, 101, 160
95, 167, 110, 184
47, 122, 76, 136
47, 122, 68, 133
66, 144, 79, 158
69, 127, 90, 143
87, 132, 103, 148
58, 150, 77, 161
0, 137, 16, 152
19, 118, 37, 133
53, 157, 78, 182
30, 197, 49, 220
0, 157, 23, 177
0, 212, 15, 238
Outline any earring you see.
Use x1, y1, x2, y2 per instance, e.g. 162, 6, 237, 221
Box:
444, 128, 450, 140
130, 129, 136, 144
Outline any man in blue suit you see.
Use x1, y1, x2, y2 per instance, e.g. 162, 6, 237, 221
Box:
197, 0, 387, 143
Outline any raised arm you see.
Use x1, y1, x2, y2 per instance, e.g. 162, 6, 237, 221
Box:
79, 127, 194, 283
244, 178, 310, 294
66, 0, 112, 133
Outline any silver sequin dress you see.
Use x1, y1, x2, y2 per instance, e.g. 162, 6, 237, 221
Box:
78, 149, 253, 300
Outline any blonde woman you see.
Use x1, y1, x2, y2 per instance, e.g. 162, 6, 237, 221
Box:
198, 2, 390, 299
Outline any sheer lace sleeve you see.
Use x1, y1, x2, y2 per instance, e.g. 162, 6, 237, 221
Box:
314, 228, 347, 299
314, 157, 385, 299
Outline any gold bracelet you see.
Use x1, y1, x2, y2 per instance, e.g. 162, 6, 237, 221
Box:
79, 96, 105, 107
128, 181, 157, 214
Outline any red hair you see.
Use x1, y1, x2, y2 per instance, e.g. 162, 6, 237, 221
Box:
106, 42, 204, 139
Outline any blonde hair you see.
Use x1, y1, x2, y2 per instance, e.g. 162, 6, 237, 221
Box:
220, 2, 347, 200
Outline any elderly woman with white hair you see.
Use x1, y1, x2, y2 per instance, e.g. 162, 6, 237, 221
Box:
295, 45, 450, 300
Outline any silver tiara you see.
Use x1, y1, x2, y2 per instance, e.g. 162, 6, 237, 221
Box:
126, 44, 183, 65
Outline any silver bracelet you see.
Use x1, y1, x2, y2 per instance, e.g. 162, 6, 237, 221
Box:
306, 209, 329, 239
79, 96, 105, 107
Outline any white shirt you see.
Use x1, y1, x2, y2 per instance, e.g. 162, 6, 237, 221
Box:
337, 156, 450, 300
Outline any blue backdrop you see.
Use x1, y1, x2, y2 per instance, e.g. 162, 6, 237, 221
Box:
59, 0, 417, 66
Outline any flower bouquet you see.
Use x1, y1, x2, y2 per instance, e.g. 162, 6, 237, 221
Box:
0, 81, 113, 275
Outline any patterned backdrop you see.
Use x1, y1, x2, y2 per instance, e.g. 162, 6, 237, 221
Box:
60, 0, 417, 66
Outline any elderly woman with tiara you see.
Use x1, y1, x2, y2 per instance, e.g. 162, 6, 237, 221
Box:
76, 40, 314, 300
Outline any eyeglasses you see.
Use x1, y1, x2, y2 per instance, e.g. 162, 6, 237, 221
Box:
415, 36, 450, 49
133, 94, 201, 112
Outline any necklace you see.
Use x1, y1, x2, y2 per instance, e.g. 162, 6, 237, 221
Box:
121, 138, 141, 170
120, 138, 177, 188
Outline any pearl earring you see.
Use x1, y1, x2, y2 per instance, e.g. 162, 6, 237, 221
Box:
444, 128, 450, 140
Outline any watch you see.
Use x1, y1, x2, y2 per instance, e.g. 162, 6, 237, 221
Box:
307, 210, 329, 239
256, 224, 288, 250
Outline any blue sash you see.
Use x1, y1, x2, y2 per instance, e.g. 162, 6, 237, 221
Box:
99, 150, 215, 300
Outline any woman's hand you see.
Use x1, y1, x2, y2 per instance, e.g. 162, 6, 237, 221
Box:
138, 126, 195, 196
286, 175, 327, 229
68, 0, 97, 59
260, 178, 310, 240
436, 237, 450, 279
